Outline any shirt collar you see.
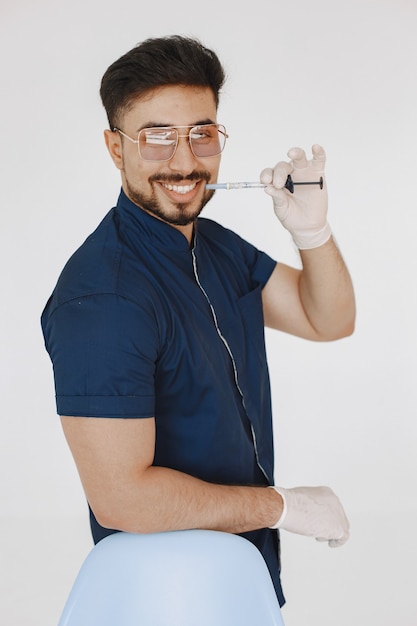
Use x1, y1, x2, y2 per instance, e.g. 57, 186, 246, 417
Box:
116, 188, 194, 251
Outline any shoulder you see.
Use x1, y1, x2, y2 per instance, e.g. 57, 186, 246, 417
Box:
197, 217, 276, 285
197, 217, 259, 259
45, 208, 161, 313
197, 217, 245, 244
49, 210, 119, 306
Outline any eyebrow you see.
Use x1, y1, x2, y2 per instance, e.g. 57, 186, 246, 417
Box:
136, 119, 216, 132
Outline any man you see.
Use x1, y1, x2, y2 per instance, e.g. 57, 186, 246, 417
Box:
41, 36, 355, 607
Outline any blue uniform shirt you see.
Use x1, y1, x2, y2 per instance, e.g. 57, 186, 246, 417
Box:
41, 190, 284, 606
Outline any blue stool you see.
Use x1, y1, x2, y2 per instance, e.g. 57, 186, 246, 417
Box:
58, 529, 285, 625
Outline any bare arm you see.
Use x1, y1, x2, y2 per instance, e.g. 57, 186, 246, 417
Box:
262, 237, 355, 340
60, 415, 283, 535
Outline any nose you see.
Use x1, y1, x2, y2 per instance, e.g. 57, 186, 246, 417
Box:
168, 134, 199, 173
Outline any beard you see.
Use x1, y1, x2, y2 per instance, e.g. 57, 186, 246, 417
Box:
125, 171, 214, 227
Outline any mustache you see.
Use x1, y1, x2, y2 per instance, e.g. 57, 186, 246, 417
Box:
149, 171, 211, 184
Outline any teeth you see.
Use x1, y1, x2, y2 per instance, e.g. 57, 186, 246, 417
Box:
162, 182, 197, 195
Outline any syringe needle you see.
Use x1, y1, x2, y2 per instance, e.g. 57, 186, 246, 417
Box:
206, 175, 324, 193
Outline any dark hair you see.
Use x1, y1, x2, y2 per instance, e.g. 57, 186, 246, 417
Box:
100, 35, 226, 129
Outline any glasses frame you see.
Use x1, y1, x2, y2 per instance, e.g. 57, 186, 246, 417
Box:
113, 123, 228, 162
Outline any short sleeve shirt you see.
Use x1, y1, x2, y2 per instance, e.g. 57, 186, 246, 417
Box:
41, 190, 284, 606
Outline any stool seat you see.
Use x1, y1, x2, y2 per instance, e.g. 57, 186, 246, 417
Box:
58, 529, 285, 625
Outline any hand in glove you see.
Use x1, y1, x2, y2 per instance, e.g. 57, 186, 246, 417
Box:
269, 485, 350, 547
260, 145, 332, 250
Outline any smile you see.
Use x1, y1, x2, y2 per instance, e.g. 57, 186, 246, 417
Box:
161, 182, 198, 195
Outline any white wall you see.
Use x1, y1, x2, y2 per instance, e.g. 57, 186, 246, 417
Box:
1, 0, 416, 624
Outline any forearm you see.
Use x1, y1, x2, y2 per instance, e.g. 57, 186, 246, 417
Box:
92, 467, 350, 548
62, 412, 349, 546
93, 465, 283, 535
298, 236, 355, 340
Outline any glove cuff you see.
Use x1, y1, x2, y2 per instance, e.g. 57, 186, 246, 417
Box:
293, 222, 332, 250
268, 486, 288, 529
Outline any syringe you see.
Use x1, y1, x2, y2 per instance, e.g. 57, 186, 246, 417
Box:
206, 175, 323, 193
206, 182, 266, 190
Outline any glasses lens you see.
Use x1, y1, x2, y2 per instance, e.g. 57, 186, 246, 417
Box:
137, 124, 227, 161
139, 128, 178, 161
190, 124, 226, 158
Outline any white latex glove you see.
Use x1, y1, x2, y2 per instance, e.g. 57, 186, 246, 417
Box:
269, 486, 350, 548
260, 145, 332, 250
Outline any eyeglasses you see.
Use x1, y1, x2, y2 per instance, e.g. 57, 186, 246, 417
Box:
113, 123, 228, 162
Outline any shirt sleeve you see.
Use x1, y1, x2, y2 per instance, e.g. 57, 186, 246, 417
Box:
43, 293, 159, 418
249, 247, 277, 289
233, 231, 277, 289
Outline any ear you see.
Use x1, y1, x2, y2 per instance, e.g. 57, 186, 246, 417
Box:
104, 129, 124, 170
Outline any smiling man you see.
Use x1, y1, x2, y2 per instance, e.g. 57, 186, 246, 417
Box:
104, 84, 221, 238
41, 36, 355, 608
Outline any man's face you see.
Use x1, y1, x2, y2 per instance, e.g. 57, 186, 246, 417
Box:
105, 85, 222, 241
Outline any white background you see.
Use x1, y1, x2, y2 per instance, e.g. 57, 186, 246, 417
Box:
1, 0, 416, 624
